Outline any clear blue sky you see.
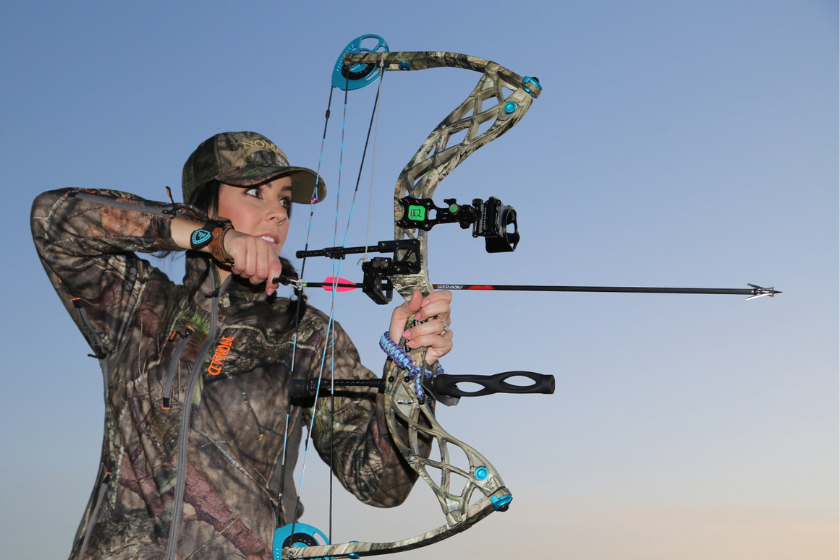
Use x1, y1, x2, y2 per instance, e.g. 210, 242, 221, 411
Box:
1, 1, 837, 559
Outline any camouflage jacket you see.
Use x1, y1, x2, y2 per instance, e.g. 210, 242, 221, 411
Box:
32, 189, 418, 560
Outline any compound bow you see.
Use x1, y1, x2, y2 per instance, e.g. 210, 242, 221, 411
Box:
276, 38, 546, 560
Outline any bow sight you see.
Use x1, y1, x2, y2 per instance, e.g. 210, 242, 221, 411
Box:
397, 196, 519, 253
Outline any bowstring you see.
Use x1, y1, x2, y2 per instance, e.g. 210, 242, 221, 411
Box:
362, 60, 385, 262
287, 64, 385, 545
287, 81, 348, 542
279, 81, 332, 534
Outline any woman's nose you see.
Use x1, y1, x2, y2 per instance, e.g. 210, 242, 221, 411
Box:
266, 201, 288, 222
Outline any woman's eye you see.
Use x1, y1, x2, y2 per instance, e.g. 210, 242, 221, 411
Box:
245, 187, 260, 197
281, 198, 291, 209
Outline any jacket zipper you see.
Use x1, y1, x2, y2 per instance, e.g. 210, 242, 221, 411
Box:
162, 326, 194, 410
76, 470, 112, 560
71, 299, 106, 360
69, 299, 114, 560
164, 272, 227, 560
71, 297, 113, 398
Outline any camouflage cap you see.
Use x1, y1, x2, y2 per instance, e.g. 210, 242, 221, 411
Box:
182, 131, 327, 205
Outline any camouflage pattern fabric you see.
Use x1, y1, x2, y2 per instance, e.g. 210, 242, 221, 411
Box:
31, 189, 419, 560
181, 131, 327, 205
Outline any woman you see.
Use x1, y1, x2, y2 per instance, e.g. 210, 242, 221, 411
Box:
31, 131, 453, 560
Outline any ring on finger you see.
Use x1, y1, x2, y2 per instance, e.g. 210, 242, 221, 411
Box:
440, 321, 450, 335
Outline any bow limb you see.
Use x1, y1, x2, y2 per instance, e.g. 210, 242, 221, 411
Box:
280, 368, 511, 559
283, 331, 512, 560
281, 489, 507, 559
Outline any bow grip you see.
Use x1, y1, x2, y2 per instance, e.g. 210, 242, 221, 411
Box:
430, 371, 555, 397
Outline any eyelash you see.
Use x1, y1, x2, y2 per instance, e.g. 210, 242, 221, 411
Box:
245, 187, 291, 209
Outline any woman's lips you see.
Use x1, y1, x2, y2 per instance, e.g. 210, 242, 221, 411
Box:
258, 233, 280, 246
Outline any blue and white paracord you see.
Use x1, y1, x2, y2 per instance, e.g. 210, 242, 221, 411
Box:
379, 332, 444, 403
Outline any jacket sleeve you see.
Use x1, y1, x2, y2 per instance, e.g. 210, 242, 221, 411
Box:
305, 319, 430, 509
30, 188, 203, 357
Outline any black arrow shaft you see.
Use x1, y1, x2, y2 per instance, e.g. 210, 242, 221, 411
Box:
296, 281, 777, 297
433, 284, 758, 295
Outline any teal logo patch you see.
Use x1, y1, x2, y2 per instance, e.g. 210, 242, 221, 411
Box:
191, 229, 212, 246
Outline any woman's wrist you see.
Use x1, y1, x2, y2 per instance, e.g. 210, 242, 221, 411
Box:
170, 217, 234, 263
195, 219, 235, 263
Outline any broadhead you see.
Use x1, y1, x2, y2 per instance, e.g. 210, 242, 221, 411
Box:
746, 283, 782, 300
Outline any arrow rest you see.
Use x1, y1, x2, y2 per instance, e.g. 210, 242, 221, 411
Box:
295, 239, 423, 305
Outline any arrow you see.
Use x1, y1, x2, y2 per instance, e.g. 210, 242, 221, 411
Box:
278, 277, 781, 300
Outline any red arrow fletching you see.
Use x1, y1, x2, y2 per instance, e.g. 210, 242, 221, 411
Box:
323, 277, 359, 292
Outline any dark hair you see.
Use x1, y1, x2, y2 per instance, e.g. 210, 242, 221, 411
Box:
189, 179, 222, 216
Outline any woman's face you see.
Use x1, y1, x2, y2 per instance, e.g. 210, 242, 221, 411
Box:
216, 176, 293, 254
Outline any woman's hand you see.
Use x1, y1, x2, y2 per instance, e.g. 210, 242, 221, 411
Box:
389, 290, 453, 366
223, 230, 283, 296
171, 217, 282, 296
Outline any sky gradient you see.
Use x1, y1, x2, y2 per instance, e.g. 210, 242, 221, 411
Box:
1, 2, 837, 559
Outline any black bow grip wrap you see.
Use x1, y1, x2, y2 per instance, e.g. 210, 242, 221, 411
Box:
430, 371, 555, 397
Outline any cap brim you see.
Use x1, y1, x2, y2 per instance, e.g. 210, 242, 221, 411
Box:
217, 165, 327, 204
